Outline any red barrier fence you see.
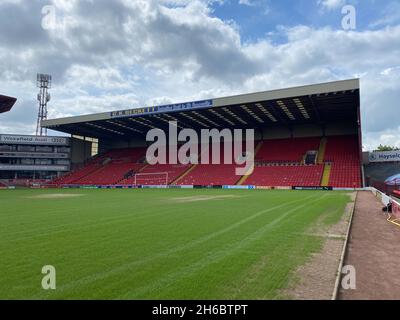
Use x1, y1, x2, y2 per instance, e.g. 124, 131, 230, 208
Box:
392, 201, 400, 219
370, 179, 400, 198
370, 186, 400, 227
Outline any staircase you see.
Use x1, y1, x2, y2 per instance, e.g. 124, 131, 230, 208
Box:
115, 164, 147, 184
75, 164, 107, 183
317, 137, 327, 164
171, 164, 198, 185
304, 151, 318, 165
236, 172, 250, 186
118, 164, 150, 185
320, 163, 332, 186
301, 154, 307, 165
237, 140, 264, 185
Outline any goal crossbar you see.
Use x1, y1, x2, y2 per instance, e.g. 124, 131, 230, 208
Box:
133, 172, 169, 185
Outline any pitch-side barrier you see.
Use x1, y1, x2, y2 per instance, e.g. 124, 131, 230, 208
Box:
368, 187, 400, 228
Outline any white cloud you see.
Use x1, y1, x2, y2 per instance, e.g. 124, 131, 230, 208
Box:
363, 129, 400, 151
380, 66, 400, 76
239, 0, 255, 6
370, 1, 400, 28
318, 0, 345, 11
0, 0, 400, 150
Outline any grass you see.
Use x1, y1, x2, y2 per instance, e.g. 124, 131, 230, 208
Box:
0, 188, 351, 299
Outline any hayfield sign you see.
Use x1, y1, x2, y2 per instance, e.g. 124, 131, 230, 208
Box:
368, 151, 400, 163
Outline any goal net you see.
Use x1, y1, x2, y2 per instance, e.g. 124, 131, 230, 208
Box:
133, 172, 169, 186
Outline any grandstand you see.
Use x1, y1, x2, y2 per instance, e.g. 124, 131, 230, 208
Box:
43, 79, 363, 189
0, 94, 17, 114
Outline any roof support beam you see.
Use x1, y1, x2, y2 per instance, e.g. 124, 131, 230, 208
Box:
308, 95, 322, 123
268, 103, 289, 126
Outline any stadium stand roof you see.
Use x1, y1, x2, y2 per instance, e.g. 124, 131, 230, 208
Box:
42, 79, 360, 139
0, 94, 17, 114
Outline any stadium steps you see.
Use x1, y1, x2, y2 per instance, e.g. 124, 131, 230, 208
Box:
56, 163, 105, 184
236, 174, 248, 186
237, 140, 264, 185
170, 143, 205, 185
317, 137, 327, 164
301, 154, 306, 165
138, 164, 149, 172
72, 164, 108, 184
171, 164, 198, 185
323, 135, 361, 188
131, 163, 149, 182
115, 164, 147, 184
118, 164, 149, 184
320, 163, 332, 186
254, 140, 264, 156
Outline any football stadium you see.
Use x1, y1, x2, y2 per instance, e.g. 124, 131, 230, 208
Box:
43, 79, 362, 189
1, 79, 400, 301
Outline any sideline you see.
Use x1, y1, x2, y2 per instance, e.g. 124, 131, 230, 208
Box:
331, 192, 357, 300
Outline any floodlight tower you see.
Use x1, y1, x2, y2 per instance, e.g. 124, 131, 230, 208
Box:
36, 73, 52, 136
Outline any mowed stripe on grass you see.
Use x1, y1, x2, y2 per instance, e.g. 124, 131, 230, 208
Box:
0, 189, 350, 299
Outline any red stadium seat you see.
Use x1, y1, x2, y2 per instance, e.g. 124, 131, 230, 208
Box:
121, 164, 191, 185
50, 135, 361, 188
78, 163, 145, 185
324, 135, 361, 188
256, 137, 320, 162
245, 164, 324, 187
175, 164, 241, 186
52, 147, 147, 185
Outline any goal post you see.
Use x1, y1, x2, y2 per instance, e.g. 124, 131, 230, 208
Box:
133, 172, 169, 186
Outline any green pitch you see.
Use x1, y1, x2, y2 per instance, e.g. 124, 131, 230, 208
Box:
0, 188, 351, 299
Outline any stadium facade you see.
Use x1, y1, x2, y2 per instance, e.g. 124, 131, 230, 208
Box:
0, 134, 98, 187
38, 79, 364, 189
0, 134, 71, 186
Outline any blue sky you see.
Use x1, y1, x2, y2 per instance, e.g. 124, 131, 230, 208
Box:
211, 0, 395, 41
0, 0, 399, 149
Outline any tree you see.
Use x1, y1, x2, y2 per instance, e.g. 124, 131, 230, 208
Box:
375, 144, 400, 152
